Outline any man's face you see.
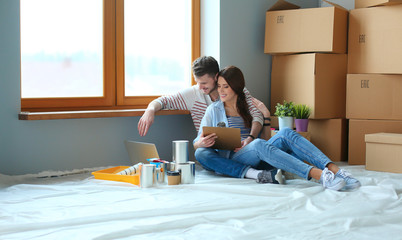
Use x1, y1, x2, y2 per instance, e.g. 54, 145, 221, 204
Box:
194, 74, 217, 95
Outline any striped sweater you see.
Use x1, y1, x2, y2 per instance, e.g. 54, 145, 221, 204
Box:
153, 85, 263, 132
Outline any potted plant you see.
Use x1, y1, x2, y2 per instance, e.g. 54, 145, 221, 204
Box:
274, 100, 295, 130
293, 103, 311, 132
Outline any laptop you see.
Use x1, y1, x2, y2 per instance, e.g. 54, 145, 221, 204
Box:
202, 126, 242, 150
124, 140, 160, 165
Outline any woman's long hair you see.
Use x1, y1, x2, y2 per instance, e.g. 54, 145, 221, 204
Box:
218, 66, 252, 129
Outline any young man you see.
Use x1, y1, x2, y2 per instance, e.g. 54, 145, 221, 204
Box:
138, 56, 263, 147
137, 56, 279, 183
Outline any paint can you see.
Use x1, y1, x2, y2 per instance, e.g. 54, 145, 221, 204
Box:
176, 161, 195, 184
140, 164, 155, 188
172, 140, 189, 164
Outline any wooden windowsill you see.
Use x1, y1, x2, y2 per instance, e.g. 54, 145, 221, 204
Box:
19, 109, 190, 120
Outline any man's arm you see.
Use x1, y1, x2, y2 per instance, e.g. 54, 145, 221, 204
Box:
138, 89, 192, 136
138, 100, 162, 137
243, 88, 264, 126
242, 88, 263, 146
251, 97, 271, 140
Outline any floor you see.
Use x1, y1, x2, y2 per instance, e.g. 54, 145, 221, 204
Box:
1, 163, 402, 240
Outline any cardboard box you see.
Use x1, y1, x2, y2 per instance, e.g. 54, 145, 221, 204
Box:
309, 119, 347, 162
355, 0, 402, 9
346, 74, 402, 120
270, 117, 347, 162
264, 0, 348, 54
348, 5, 402, 74
270, 116, 279, 128
271, 53, 347, 119
365, 133, 402, 173
349, 119, 402, 165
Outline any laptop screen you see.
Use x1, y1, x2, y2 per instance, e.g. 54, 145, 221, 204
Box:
124, 140, 160, 164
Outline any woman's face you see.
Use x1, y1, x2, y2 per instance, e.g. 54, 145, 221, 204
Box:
217, 76, 237, 103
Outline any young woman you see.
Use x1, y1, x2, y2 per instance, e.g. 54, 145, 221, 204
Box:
194, 66, 361, 191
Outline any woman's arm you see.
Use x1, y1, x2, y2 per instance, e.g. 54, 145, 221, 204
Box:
251, 98, 271, 140
193, 104, 218, 150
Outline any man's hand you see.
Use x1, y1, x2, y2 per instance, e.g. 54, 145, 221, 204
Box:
138, 109, 155, 136
252, 97, 270, 117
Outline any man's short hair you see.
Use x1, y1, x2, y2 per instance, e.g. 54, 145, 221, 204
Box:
192, 56, 219, 78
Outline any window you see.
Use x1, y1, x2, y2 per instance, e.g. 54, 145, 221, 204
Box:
20, 0, 200, 112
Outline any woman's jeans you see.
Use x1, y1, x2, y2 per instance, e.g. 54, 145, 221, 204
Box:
195, 128, 332, 179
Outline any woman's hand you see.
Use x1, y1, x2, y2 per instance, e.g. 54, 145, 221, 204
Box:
194, 132, 218, 149
252, 97, 270, 118
234, 136, 253, 152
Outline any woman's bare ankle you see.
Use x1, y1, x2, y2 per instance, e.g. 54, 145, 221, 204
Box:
326, 163, 339, 174
309, 168, 322, 181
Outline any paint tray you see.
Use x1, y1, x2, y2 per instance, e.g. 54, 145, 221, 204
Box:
92, 166, 140, 186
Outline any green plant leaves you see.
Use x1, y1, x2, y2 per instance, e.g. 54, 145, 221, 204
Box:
274, 101, 311, 119
274, 100, 295, 117
293, 104, 311, 119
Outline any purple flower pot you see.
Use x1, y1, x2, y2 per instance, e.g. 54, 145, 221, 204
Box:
295, 119, 309, 132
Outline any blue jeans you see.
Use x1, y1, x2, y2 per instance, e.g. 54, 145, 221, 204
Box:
195, 147, 251, 178
195, 128, 332, 179
232, 128, 332, 179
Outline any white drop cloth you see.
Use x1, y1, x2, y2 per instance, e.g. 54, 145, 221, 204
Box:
1, 165, 402, 240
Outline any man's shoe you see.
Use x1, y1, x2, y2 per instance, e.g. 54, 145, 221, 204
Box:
257, 169, 284, 184
335, 169, 361, 190
320, 168, 345, 191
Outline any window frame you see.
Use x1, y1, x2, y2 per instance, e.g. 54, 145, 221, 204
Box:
20, 0, 200, 112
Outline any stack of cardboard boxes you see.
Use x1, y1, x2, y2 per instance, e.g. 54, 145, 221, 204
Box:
346, 0, 402, 172
264, 0, 348, 162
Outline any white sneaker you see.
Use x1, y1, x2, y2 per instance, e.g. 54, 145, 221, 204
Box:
320, 168, 346, 191
336, 169, 361, 190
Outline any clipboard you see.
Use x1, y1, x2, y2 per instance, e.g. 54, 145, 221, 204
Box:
202, 126, 242, 150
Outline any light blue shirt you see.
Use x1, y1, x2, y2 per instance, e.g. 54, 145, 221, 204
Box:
194, 100, 247, 158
